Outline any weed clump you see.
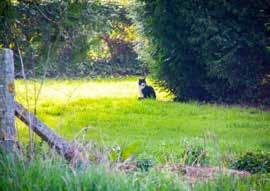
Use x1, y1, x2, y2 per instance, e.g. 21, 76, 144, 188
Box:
182, 144, 209, 166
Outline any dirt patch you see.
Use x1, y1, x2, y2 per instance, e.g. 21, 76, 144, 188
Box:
156, 164, 250, 182
118, 162, 250, 183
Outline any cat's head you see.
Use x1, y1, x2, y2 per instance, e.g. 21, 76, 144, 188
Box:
138, 78, 146, 87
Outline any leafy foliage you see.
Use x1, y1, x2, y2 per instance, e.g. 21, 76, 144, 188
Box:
0, 0, 145, 77
231, 152, 270, 174
136, 159, 154, 171
134, 0, 270, 104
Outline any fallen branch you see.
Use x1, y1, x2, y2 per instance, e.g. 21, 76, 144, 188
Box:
14, 101, 88, 164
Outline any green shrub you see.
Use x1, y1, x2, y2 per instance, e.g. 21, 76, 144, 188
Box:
231, 152, 270, 174
136, 159, 154, 171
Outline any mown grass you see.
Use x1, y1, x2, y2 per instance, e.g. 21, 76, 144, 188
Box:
15, 77, 270, 164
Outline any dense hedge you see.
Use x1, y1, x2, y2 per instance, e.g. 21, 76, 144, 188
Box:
136, 0, 270, 104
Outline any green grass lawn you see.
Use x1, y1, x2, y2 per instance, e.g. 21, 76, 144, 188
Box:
15, 77, 270, 164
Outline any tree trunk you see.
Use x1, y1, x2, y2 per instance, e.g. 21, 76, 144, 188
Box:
0, 48, 16, 152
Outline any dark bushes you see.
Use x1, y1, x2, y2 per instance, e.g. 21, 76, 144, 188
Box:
231, 152, 270, 174
136, 0, 270, 104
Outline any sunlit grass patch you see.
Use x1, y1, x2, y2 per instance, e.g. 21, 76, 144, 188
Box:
15, 77, 173, 103
15, 77, 270, 164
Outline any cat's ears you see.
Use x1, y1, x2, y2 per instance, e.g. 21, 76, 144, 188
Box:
139, 76, 146, 80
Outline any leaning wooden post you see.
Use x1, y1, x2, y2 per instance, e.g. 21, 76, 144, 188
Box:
15, 102, 89, 165
0, 48, 16, 152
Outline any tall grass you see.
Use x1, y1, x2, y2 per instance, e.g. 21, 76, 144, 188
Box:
0, 150, 269, 191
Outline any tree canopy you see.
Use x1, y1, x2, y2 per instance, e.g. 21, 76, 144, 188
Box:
0, 0, 144, 77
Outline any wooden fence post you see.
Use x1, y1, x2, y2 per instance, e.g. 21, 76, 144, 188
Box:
0, 48, 88, 164
0, 48, 16, 152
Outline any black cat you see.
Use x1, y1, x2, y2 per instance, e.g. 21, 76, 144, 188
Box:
138, 78, 156, 99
